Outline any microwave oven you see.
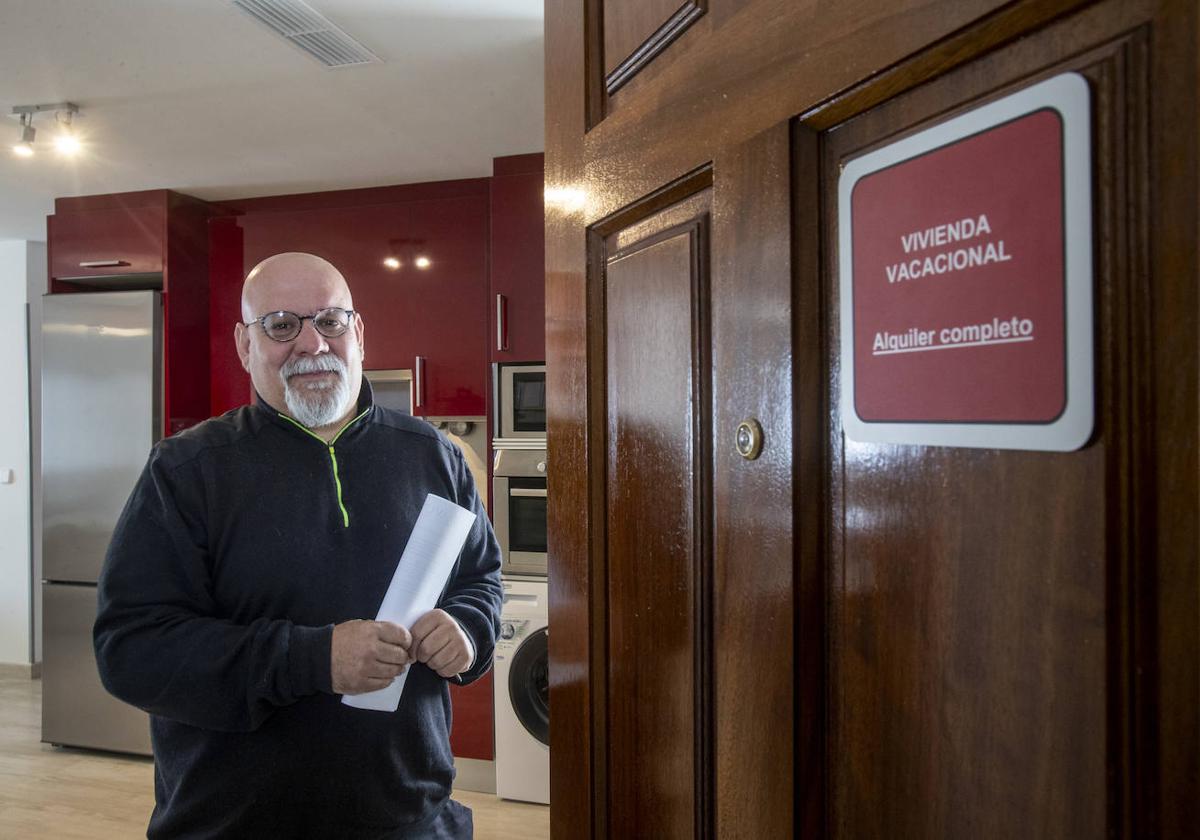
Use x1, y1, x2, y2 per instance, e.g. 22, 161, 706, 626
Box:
493, 362, 546, 442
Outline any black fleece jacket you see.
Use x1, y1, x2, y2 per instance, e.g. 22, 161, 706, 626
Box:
94, 382, 502, 839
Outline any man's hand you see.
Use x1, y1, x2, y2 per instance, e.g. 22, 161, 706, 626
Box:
330, 620, 412, 695
410, 610, 473, 679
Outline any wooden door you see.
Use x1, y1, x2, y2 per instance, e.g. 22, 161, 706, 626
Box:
546, 1, 1198, 838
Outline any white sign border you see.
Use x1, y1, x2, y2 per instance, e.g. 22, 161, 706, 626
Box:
838, 72, 1093, 452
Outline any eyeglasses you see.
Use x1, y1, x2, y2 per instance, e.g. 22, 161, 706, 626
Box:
243, 307, 356, 343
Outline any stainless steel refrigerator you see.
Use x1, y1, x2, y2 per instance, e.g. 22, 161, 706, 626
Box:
41, 291, 160, 755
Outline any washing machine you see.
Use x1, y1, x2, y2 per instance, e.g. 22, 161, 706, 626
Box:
493, 577, 550, 804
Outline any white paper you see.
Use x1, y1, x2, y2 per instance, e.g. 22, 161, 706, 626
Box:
342, 493, 477, 712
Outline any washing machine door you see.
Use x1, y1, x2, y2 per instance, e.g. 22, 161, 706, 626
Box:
508, 626, 549, 745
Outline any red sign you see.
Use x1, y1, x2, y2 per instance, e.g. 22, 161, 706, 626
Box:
850, 108, 1065, 423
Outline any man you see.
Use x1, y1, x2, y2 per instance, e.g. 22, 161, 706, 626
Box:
94, 252, 502, 838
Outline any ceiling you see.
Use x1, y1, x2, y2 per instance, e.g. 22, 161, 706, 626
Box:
0, 0, 544, 242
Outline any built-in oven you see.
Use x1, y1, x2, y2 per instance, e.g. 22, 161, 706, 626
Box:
493, 447, 547, 577
493, 362, 545, 443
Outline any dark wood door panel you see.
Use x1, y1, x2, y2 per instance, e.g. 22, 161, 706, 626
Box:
593, 187, 713, 838
829, 453, 1110, 837
600, 0, 706, 95
819, 9, 1151, 837
581, 0, 1085, 212
710, 124, 797, 838
549, 0, 1199, 837
604, 216, 706, 839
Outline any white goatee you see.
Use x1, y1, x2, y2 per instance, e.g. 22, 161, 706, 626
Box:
279, 354, 352, 428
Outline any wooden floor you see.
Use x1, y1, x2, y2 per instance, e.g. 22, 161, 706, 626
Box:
0, 673, 549, 839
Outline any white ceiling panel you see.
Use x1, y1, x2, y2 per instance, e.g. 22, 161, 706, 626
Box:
0, 0, 544, 241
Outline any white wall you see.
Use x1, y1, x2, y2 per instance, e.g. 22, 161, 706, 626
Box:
0, 240, 41, 665
27, 241, 46, 663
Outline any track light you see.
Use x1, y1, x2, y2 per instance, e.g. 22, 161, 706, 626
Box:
12, 114, 34, 157
10, 102, 81, 158
54, 110, 80, 155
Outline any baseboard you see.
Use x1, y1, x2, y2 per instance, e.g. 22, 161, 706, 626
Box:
0, 662, 41, 679
453, 757, 496, 794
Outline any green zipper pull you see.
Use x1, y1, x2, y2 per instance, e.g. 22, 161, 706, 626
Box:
328, 444, 350, 528
276, 409, 367, 529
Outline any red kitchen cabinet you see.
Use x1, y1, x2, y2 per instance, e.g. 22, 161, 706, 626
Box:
449, 672, 494, 760
398, 196, 489, 418
47, 190, 214, 436
235, 187, 490, 418
49, 202, 165, 279
489, 154, 545, 364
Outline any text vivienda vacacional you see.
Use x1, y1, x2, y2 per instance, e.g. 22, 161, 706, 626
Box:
885, 214, 1012, 283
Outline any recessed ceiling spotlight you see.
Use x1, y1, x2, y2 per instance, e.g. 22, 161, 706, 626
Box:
383, 240, 428, 272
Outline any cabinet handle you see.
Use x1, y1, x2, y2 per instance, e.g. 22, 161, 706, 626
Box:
414, 355, 425, 409
496, 293, 509, 352
79, 260, 131, 268
510, 488, 547, 498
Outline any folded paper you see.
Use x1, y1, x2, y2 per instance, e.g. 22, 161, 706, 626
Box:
342, 493, 477, 712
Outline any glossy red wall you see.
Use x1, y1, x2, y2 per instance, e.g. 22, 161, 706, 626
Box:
207, 178, 493, 418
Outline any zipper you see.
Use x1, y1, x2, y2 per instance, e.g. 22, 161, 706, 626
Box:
278, 408, 369, 528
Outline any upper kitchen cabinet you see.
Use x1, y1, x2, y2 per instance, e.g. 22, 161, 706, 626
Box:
489, 154, 545, 363
49, 202, 164, 279
47, 190, 215, 435
234, 180, 491, 418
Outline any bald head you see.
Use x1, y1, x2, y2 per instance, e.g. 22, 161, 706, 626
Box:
241, 252, 354, 322
235, 252, 366, 440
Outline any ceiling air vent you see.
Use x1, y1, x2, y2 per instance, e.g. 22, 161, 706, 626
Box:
230, 0, 382, 68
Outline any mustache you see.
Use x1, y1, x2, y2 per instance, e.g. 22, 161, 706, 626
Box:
280, 354, 347, 380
